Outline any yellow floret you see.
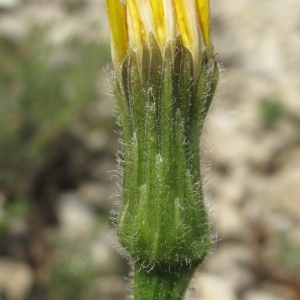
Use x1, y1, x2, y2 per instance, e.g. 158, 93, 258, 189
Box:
195, 0, 211, 47
106, 0, 128, 64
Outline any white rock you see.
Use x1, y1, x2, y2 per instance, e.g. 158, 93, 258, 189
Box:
0, 259, 33, 300
187, 273, 237, 300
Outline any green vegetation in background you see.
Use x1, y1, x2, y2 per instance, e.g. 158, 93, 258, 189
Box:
0, 201, 31, 234
51, 243, 97, 300
258, 97, 285, 129
0, 31, 110, 198
278, 235, 300, 272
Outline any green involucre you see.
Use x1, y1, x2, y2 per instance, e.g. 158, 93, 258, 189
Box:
116, 37, 218, 264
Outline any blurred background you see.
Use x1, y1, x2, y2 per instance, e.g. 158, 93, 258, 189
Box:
0, 0, 299, 299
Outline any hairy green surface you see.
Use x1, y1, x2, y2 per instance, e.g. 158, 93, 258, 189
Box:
115, 38, 219, 299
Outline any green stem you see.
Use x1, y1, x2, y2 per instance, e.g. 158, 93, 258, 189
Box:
133, 261, 200, 300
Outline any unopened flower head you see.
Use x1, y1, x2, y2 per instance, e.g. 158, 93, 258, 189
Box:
106, 2, 219, 296
106, 0, 212, 69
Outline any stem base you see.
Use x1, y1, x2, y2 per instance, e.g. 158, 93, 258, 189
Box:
133, 260, 202, 300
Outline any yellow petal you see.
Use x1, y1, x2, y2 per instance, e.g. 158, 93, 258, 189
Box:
126, 0, 144, 51
150, 0, 166, 45
135, 0, 155, 44
174, 0, 202, 57
163, 0, 176, 43
173, 0, 192, 49
106, 0, 128, 64
195, 0, 211, 47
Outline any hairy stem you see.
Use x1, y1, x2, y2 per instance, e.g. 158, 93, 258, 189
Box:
133, 261, 201, 300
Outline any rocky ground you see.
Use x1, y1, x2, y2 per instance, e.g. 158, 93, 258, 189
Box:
0, 0, 299, 299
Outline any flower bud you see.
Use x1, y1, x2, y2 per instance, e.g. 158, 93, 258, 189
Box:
106, 0, 219, 270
